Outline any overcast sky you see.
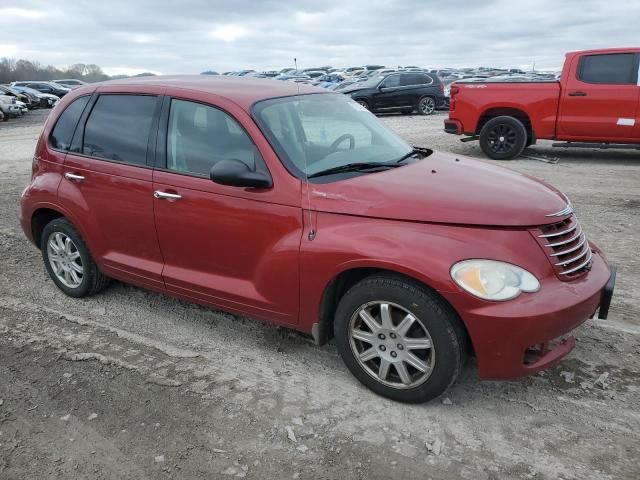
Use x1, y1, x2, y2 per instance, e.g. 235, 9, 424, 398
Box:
0, 0, 638, 75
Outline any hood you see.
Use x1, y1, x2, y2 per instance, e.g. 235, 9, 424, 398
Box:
307, 152, 569, 227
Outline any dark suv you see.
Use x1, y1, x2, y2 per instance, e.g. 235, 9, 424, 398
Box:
11, 81, 70, 98
341, 72, 445, 115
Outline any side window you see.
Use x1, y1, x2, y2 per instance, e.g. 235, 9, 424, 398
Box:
381, 75, 400, 88
400, 74, 421, 86
82, 94, 157, 165
166, 99, 264, 177
578, 53, 637, 85
50, 95, 90, 150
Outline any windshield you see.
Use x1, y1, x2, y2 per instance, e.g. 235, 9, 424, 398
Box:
253, 93, 412, 179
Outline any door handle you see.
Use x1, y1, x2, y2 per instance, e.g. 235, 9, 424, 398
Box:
154, 190, 182, 200
568, 91, 587, 97
64, 172, 85, 182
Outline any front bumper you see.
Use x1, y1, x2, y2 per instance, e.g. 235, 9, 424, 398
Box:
443, 250, 614, 379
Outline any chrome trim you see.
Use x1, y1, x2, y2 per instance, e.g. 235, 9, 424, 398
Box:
554, 243, 589, 266
550, 235, 587, 256
545, 225, 582, 247
538, 223, 577, 238
545, 203, 573, 217
560, 249, 593, 275
153, 190, 182, 200
64, 172, 85, 182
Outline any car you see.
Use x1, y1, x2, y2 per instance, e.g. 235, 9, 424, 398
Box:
445, 47, 640, 159
0, 84, 33, 109
16, 100, 28, 114
0, 109, 4, 122
11, 86, 58, 108
340, 67, 365, 78
341, 71, 446, 115
20, 76, 615, 404
0, 95, 20, 120
53, 79, 87, 88
12, 81, 70, 98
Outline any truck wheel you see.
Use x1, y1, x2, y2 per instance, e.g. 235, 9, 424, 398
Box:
41, 218, 110, 298
479, 116, 527, 160
334, 275, 467, 403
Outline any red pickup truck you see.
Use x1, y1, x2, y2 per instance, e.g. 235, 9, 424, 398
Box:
445, 48, 640, 159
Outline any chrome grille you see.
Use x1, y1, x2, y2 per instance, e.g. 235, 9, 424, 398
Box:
535, 215, 593, 278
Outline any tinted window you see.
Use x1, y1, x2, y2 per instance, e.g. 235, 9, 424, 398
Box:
82, 95, 157, 165
381, 75, 401, 88
166, 99, 263, 176
50, 95, 90, 150
578, 53, 637, 84
401, 74, 432, 86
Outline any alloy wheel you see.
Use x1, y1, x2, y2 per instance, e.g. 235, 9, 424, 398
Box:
47, 232, 84, 288
419, 97, 435, 114
349, 301, 436, 389
487, 124, 517, 154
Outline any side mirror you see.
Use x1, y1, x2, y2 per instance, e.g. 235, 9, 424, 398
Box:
210, 159, 272, 189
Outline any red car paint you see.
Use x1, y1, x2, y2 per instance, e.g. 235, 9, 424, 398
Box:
20, 76, 613, 379
445, 48, 640, 145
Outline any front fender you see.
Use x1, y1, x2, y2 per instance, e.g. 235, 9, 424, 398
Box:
298, 212, 554, 337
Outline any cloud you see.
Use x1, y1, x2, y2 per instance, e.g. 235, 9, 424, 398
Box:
0, 0, 638, 74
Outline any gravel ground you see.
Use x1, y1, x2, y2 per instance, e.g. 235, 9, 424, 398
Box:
0, 109, 639, 480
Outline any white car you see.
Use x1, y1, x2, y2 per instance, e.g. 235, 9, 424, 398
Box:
0, 95, 20, 119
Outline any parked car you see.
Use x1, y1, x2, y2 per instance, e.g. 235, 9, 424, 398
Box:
16, 100, 28, 114
11, 86, 58, 108
0, 109, 4, 122
19, 76, 615, 403
12, 81, 70, 98
53, 78, 87, 88
342, 71, 446, 115
340, 67, 365, 78
0, 84, 33, 109
445, 47, 640, 159
0, 95, 20, 120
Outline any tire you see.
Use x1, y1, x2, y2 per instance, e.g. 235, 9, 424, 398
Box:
334, 275, 467, 403
356, 99, 370, 111
418, 96, 436, 115
41, 218, 109, 298
479, 116, 527, 160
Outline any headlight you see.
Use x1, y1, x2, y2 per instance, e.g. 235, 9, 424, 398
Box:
450, 260, 540, 301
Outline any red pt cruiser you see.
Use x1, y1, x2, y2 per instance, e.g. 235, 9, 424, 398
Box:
20, 77, 615, 403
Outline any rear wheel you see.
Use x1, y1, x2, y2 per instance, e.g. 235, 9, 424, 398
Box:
41, 218, 109, 297
479, 116, 527, 160
418, 96, 436, 115
356, 99, 370, 111
334, 275, 467, 403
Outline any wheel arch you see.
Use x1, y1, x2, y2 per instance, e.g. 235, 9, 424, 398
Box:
31, 207, 66, 249
314, 266, 471, 354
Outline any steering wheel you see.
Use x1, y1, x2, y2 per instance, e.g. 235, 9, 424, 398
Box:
328, 134, 355, 153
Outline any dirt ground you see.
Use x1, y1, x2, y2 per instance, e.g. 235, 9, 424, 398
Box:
0, 109, 638, 480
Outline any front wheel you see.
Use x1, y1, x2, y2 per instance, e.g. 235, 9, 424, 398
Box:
418, 96, 436, 115
355, 99, 370, 111
334, 275, 467, 403
479, 116, 527, 160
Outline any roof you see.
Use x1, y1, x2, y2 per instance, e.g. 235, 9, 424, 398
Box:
89, 75, 327, 110
565, 47, 640, 56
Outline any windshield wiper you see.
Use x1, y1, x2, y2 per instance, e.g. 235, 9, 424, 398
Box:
395, 148, 424, 163
307, 162, 400, 179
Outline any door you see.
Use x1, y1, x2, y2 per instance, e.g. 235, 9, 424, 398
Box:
152, 98, 302, 325
400, 73, 433, 109
58, 92, 166, 290
558, 52, 639, 141
371, 74, 403, 110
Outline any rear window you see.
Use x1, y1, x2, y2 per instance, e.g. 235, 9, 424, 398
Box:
82, 94, 157, 165
50, 95, 90, 151
401, 73, 433, 86
578, 53, 637, 84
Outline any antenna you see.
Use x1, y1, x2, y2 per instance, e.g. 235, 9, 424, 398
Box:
294, 57, 298, 72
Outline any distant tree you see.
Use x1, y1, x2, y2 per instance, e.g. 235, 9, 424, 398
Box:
0, 57, 142, 83
200, 70, 219, 75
